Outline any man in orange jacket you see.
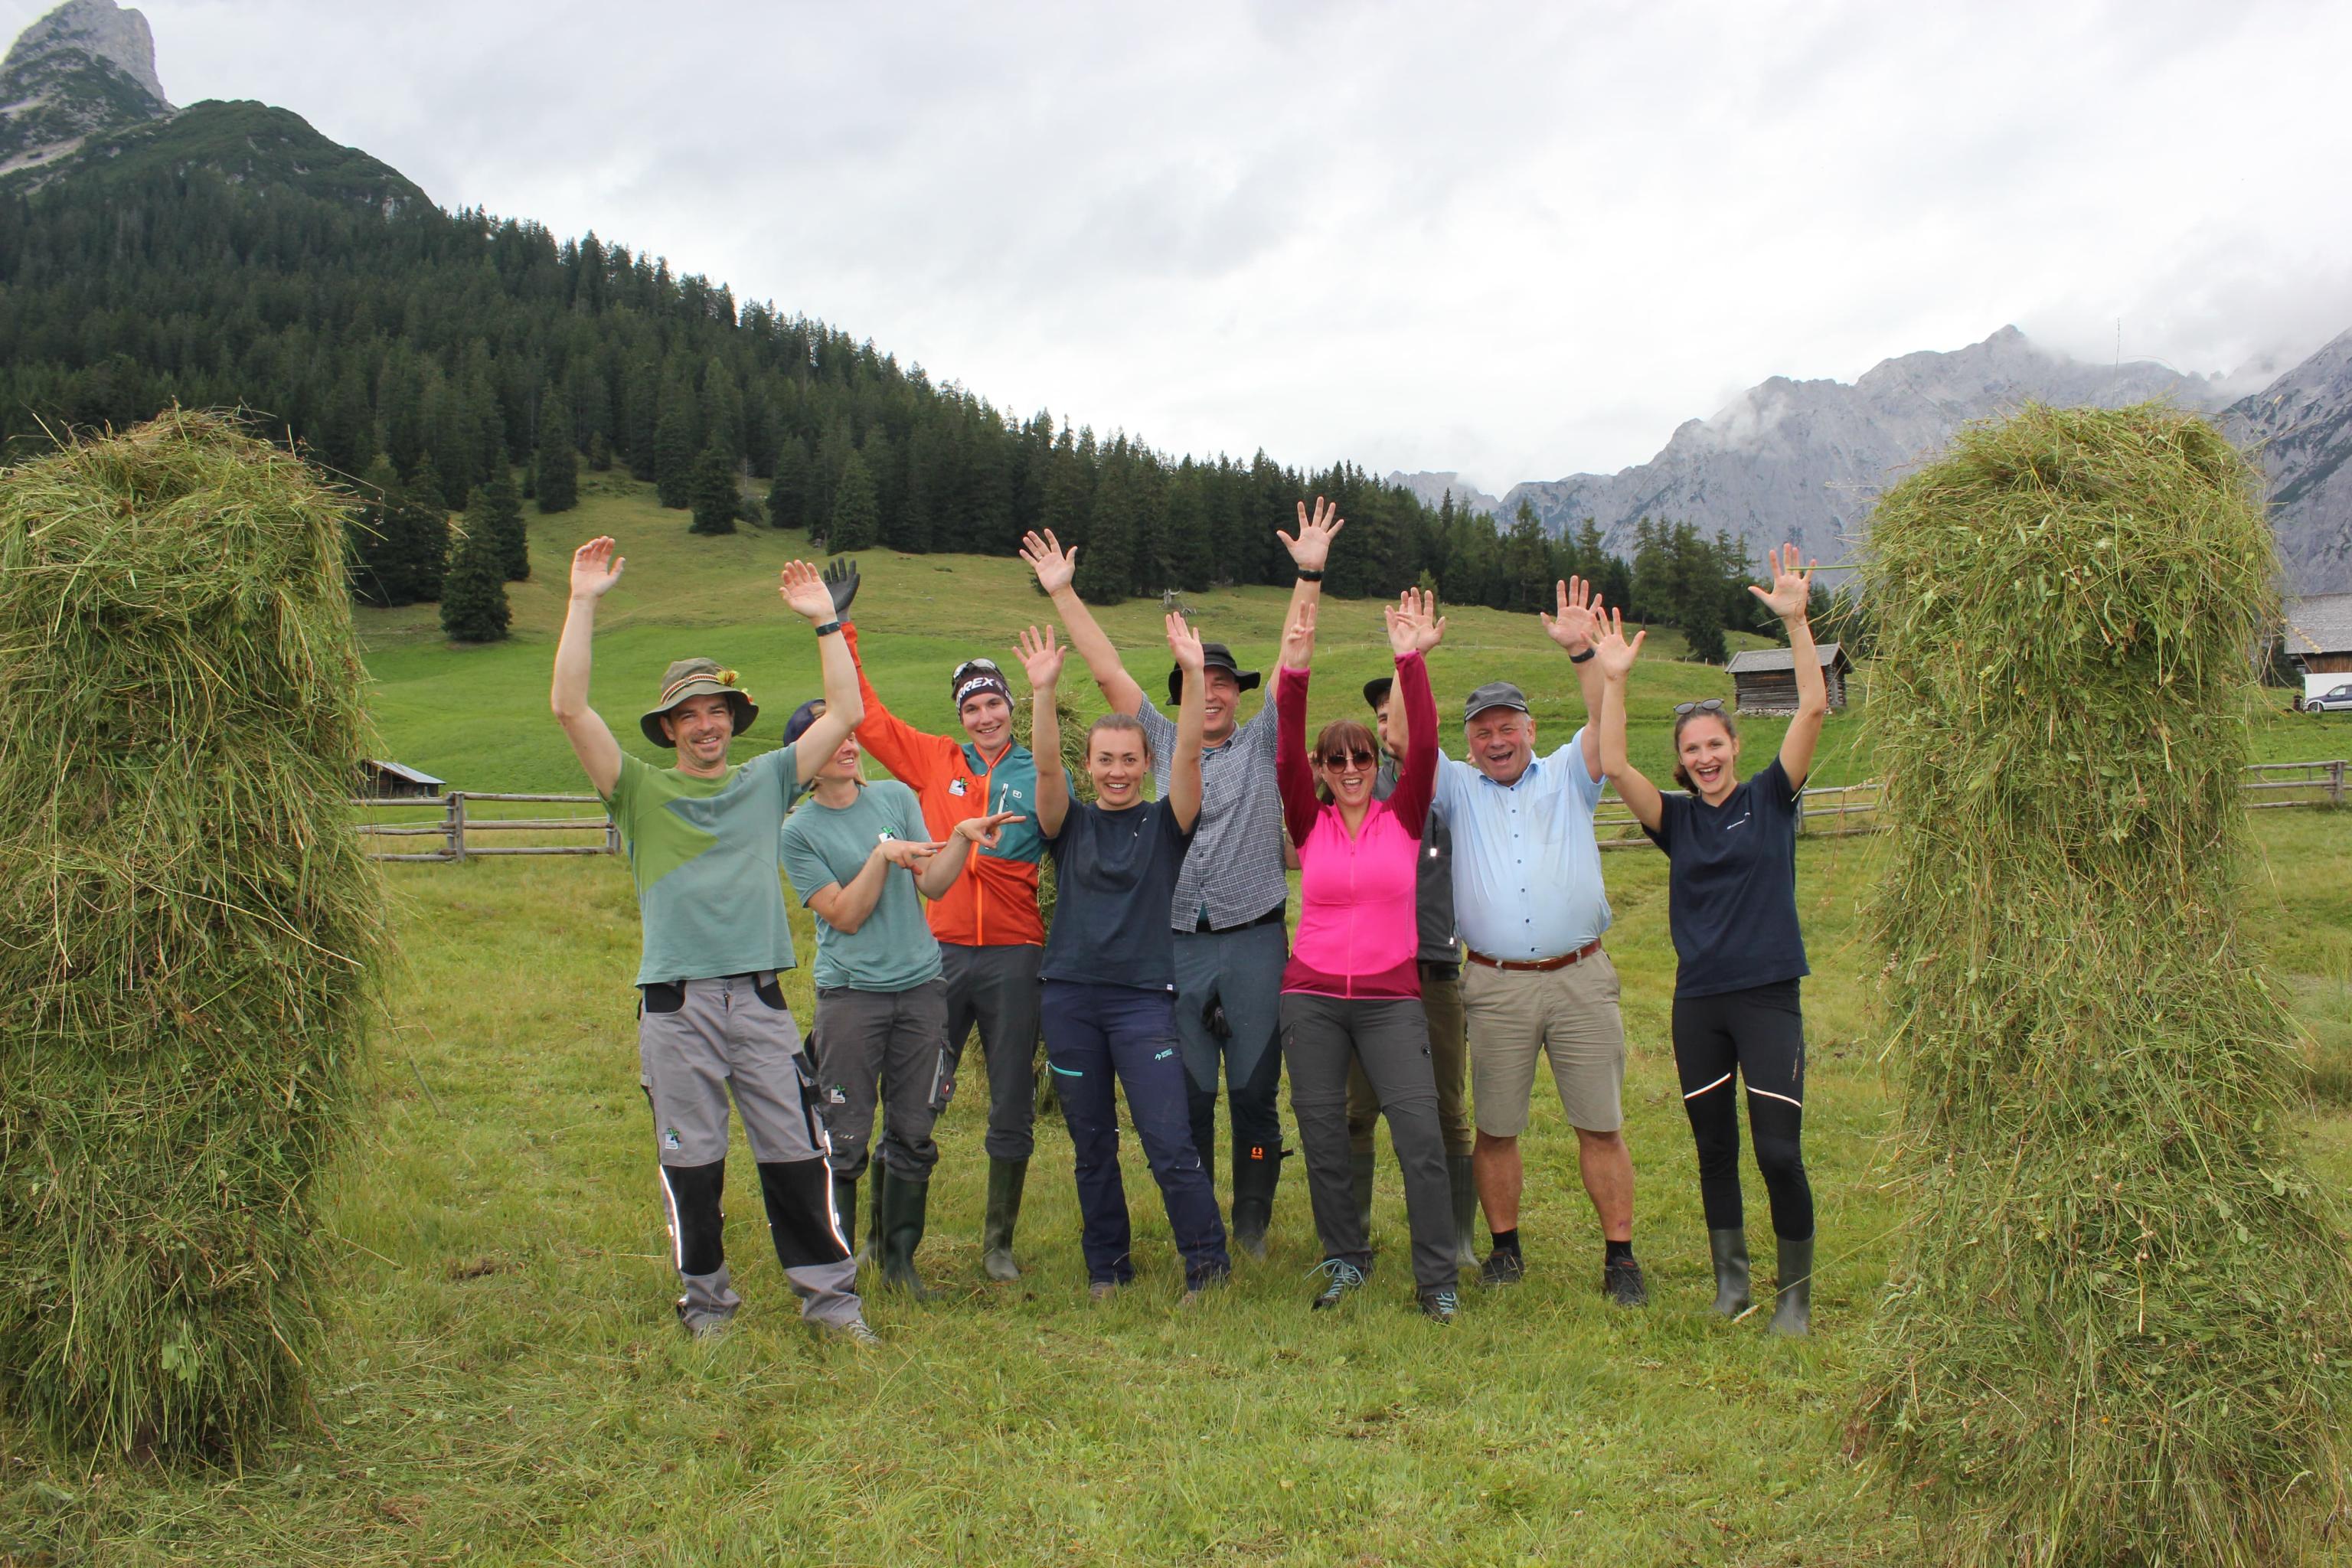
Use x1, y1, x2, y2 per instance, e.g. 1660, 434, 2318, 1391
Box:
828, 560, 1067, 1281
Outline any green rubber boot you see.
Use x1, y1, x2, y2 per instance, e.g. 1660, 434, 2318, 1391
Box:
866, 1161, 887, 1264
1446, 1155, 1481, 1273
1350, 1151, 1376, 1245
1770, 1234, 1812, 1338
879, 1168, 934, 1300
1708, 1227, 1753, 1318
981, 1156, 1027, 1282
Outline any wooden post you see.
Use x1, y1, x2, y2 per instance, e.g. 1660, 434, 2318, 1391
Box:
2333, 760, 2344, 809
446, 792, 468, 862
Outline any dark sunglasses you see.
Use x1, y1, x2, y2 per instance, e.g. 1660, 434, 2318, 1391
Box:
1320, 749, 1378, 771
1673, 698, 1726, 717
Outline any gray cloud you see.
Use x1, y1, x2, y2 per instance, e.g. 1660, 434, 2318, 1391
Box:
8, 0, 2350, 493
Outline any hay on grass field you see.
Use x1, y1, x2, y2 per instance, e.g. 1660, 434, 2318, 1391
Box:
0, 410, 387, 1454
1854, 402, 2352, 1566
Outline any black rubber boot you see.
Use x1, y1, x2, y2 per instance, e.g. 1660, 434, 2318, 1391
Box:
1350, 1151, 1376, 1244
879, 1168, 933, 1300
981, 1156, 1027, 1282
866, 1161, 887, 1263
1708, 1227, 1753, 1317
1771, 1234, 1812, 1337
1230, 1146, 1280, 1260
1446, 1155, 1480, 1273
831, 1171, 859, 1263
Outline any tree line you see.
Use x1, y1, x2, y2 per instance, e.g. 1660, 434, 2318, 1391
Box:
0, 164, 1821, 651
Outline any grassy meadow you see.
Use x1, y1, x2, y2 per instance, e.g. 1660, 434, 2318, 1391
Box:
5, 474, 2350, 1566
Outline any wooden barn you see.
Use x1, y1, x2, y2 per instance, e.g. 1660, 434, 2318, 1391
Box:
2284, 593, 2352, 676
358, 759, 445, 799
1726, 643, 1854, 715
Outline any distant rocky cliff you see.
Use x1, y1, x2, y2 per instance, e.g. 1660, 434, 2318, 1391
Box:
0, 0, 171, 176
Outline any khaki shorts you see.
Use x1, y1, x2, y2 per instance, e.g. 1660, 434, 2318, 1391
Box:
1462, 949, 1625, 1136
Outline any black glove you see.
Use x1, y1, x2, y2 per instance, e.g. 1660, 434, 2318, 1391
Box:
822, 557, 860, 619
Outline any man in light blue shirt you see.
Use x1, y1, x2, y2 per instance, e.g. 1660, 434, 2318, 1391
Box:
1432, 580, 1646, 1306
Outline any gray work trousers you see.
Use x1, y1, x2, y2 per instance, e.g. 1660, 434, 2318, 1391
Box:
1172, 920, 1289, 1178
939, 942, 1041, 1162
1280, 992, 1455, 1295
638, 972, 863, 1332
1348, 965, 1473, 1157
813, 978, 949, 1181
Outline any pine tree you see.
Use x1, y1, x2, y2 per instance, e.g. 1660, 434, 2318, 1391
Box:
439, 516, 511, 642
535, 385, 578, 514
347, 456, 413, 607
828, 451, 879, 550
477, 472, 528, 581
652, 398, 696, 508
689, 443, 739, 536
766, 436, 810, 533
1074, 459, 1135, 604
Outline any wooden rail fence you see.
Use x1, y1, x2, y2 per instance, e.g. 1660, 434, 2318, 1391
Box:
354, 763, 2346, 863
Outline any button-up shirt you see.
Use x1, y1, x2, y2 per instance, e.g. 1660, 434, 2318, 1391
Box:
1138, 695, 1289, 933
1433, 733, 1611, 962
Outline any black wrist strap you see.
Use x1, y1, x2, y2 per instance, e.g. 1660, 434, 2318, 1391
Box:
1568, 646, 1596, 664
813, 619, 844, 637
1295, 569, 1324, 583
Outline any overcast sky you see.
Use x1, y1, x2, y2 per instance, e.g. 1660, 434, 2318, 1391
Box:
18, 0, 2352, 492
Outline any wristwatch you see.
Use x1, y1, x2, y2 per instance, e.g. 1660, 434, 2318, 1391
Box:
1569, 645, 1596, 664
1295, 569, 1325, 582
813, 619, 844, 638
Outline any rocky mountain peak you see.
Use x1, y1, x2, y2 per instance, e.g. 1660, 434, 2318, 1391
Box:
2, 0, 173, 176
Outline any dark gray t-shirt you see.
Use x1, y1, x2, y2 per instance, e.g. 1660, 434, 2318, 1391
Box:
1642, 756, 1810, 998
1040, 797, 1194, 991
1138, 697, 1285, 932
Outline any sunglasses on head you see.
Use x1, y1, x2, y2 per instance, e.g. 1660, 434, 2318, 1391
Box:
1320, 749, 1378, 771
1673, 698, 1726, 717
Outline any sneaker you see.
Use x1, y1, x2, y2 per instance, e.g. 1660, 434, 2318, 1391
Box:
1418, 1289, 1459, 1325
1478, 1249, 1525, 1289
1088, 1279, 1122, 1302
833, 1318, 881, 1347
1309, 1258, 1368, 1311
1603, 1257, 1649, 1308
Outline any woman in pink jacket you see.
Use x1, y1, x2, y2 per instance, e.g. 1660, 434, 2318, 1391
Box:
1275, 588, 1458, 1323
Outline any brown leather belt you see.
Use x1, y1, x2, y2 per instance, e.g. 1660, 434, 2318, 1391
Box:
1465, 939, 1602, 974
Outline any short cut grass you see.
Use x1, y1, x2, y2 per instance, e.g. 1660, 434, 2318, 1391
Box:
1851, 402, 2352, 1565
0, 411, 388, 1454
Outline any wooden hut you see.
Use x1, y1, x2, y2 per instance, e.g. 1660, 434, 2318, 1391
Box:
358, 759, 444, 799
1726, 642, 1853, 715
2284, 593, 2352, 676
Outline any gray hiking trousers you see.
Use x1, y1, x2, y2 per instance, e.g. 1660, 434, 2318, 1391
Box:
639, 972, 863, 1331
812, 978, 949, 1181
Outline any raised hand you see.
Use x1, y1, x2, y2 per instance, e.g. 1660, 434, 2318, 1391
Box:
822, 556, 860, 618
876, 838, 942, 870
1167, 610, 1206, 673
1594, 606, 1646, 681
570, 537, 626, 599
954, 809, 1026, 850
1020, 529, 1078, 595
1384, 586, 1446, 657
1746, 544, 1816, 622
1015, 624, 1065, 688
1277, 496, 1347, 573
779, 559, 835, 622
1540, 576, 1604, 654
1279, 598, 1318, 668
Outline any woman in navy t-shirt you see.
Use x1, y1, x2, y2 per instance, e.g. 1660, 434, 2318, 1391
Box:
1024, 615, 1230, 1302
1592, 546, 1828, 1336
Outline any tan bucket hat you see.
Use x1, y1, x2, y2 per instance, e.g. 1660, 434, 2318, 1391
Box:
640, 657, 758, 747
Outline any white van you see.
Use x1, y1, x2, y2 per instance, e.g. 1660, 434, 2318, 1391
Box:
2303, 672, 2352, 713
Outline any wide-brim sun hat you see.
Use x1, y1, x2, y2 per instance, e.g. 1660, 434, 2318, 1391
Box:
1167, 641, 1262, 705
641, 657, 758, 747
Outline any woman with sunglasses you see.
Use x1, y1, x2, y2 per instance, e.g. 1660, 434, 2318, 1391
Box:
1592, 545, 1827, 1335
1272, 588, 1460, 1322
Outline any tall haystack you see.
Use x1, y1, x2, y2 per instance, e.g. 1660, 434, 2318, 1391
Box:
1854, 403, 2352, 1564
0, 411, 387, 1453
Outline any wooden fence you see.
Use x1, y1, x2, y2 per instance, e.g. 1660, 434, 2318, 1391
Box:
354, 762, 2345, 863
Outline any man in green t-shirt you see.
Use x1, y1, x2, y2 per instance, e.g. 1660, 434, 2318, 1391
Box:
551, 537, 875, 1342
778, 699, 1021, 1298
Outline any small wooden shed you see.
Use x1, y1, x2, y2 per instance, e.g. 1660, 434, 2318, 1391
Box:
1726, 643, 1853, 715
2284, 593, 2352, 676
358, 759, 445, 799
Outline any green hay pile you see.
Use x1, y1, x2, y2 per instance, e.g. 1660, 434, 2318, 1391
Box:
0, 411, 387, 1453
1854, 403, 2352, 1564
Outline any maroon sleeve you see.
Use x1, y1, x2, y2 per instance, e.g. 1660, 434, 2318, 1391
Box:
1274, 665, 1322, 850
1390, 650, 1437, 837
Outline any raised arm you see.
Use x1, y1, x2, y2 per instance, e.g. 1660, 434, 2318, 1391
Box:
1273, 599, 1321, 848
1593, 606, 1664, 831
1540, 575, 1608, 782
1277, 494, 1344, 632
1165, 612, 1208, 833
1018, 625, 1070, 838
1750, 544, 1825, 789
551, 537, 627, 797
1383, 588, 1446, 835
778, 560, 865, 785
1022, 529, 1145, 716
829, 557, 951, 782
